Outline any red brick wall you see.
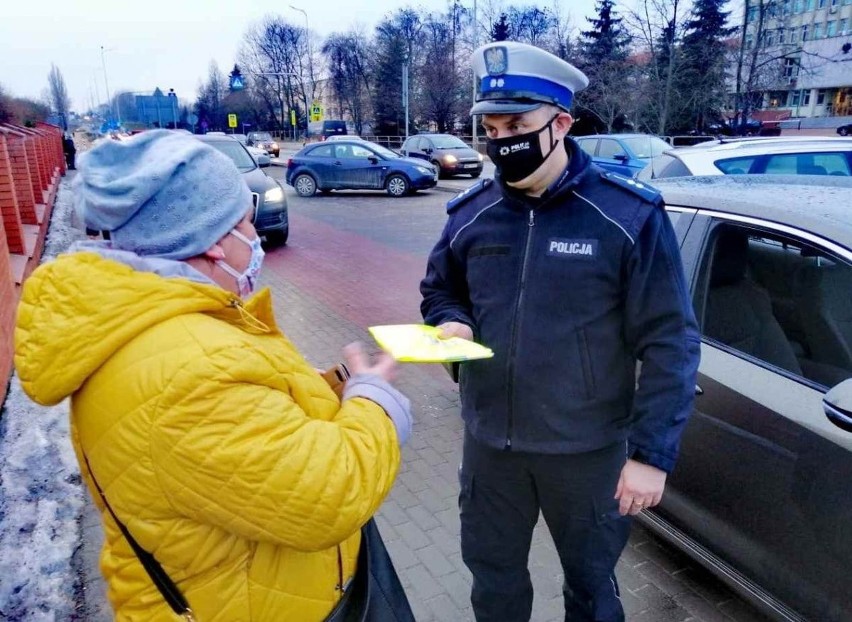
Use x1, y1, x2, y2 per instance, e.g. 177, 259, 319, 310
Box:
0, 123, 61, 404
5, 133, 37, 224
0, 135, 23, 254
0, 215, 14, 403
0, 145, 16, 404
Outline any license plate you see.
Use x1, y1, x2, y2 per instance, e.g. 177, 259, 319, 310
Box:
463, 163, 478, 169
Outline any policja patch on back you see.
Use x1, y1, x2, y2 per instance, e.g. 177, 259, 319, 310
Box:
447, 179, 494, 213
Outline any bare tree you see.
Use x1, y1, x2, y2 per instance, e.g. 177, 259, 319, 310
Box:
47, 64, 71, 129
195, 62, 226, 131
625, 0, 690, 134
239, 16, 307, 136
321, 30, 373, 133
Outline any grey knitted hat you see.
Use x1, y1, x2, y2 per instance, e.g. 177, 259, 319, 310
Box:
73, 129, 252, 260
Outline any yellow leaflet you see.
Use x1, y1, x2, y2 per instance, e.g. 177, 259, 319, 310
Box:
368, 324, 494, 363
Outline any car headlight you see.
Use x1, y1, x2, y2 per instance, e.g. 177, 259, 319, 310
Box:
478, 152, 484, 162
264, 185, 285, 203
443, 154, 458, 164
271, 142, 279, 149
416, 166, 433, 175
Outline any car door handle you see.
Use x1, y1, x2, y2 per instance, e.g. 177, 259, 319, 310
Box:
695, 384, 704, 396
334, 161, 343, 165
824, 400, 852, 432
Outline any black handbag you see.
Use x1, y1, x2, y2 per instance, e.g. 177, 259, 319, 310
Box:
326, 518, 415, 622
83, 452, 414, 622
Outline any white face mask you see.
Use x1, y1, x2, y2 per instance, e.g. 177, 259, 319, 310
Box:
216, 229, 265, 296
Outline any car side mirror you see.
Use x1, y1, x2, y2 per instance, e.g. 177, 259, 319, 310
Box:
613, 153, 629, 162
823, 378, 852, 432
368, 156, 379, 165
424, 147, 433, 154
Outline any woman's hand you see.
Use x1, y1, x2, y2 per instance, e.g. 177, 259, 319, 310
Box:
343, 342, 398, 384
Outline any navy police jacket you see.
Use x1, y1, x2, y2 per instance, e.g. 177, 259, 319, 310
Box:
420, 138, 701, 473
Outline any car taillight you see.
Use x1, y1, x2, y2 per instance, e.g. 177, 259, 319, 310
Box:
287, 158, 292, 167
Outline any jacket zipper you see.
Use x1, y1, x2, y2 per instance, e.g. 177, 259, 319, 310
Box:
505, 208, 536, 449
336, 545, 345, 592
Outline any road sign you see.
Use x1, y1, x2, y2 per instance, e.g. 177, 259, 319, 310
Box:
228, 113, 237, 128
187, 113, 198, 126
310, 102, 323, 122
290, 110, 296, 126
229, 75, 245, 91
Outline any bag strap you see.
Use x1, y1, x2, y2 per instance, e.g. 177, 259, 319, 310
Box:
81, 452, 196, 622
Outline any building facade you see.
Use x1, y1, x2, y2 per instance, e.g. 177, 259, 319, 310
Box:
738, 0, 852, 120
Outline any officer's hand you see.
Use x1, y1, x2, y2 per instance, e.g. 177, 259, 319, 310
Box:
437, 322, 473, 341
343, 342, 397, 384
615, 459, 667, 516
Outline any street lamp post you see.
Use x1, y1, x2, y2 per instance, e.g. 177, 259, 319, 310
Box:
290, 5, 313, 139
471, 0, 478, 150
168, 88, 179, 129
100, 46, 121, 126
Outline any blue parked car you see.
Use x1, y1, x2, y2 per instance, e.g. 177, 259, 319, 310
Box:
575, 134, 671, 177
286, 140, 438, 197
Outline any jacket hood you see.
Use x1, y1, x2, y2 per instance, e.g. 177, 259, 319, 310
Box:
15, 251, 272, 406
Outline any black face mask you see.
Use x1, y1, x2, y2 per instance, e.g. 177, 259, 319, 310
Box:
486, 115, 560, 183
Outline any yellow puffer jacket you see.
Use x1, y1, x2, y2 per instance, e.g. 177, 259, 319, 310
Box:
15, 252, 401, 621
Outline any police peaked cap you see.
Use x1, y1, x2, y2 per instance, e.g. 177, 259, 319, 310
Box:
470, 41, 589, 116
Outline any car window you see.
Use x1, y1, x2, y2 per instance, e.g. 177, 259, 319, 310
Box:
621, 136, 671, 159
811, 154, 851, 176
308, 145, 334, 158
598, 139, 627, 159
350, 145, 376, 159
401, 138, 415, 152
431, 135, 468, 149
697, 222, 852, 388
206, 141, 256, 172
577, 139, 597, 156
714, 156, 758, 174
638, 154, 692, 180
762, 152, 851, 176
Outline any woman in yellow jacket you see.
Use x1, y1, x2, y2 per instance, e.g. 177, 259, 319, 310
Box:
15, 130, 412, 621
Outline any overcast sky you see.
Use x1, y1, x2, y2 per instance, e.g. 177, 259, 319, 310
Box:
2, 0, 604, 112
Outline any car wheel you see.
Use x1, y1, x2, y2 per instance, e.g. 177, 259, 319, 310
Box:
264, 228, 288, 246
431, 161, 445, 179
840, 127, 849, 136
470, 171, 481, 178
386, 174, 410, 197
294, 174, 317, 197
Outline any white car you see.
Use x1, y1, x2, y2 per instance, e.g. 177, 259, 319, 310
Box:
637, 137, 852, 181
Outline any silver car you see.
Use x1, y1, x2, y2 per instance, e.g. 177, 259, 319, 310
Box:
637, 137, 852, 181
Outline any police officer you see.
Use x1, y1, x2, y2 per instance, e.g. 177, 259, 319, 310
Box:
420, 41, 701, 622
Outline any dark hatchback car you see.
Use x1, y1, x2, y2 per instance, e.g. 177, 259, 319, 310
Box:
400, 134, 483, 178
575, 133, 671, 176
195, 134, 289, 245
648, 175, 852, 622
285, 140, 438, 197
246, 131, 280, 157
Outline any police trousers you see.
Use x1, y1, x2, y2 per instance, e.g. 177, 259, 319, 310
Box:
459, 430, 632, 622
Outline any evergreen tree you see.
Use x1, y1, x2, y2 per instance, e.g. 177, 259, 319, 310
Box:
576, 0, 633, 133
680, 0, 736, 132
581, 0, 630, 64
491, 14, 510, 42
